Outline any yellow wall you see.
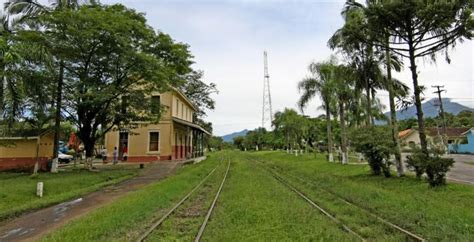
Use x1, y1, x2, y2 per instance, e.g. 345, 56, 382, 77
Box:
105, 91, 196, 160
150, 92, 173, 120
171, 91, 194, 122
105, 122, 173, 158
0, 133, 54, 158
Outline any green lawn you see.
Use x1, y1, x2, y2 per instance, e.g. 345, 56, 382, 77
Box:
38, 151, 474, 241
0, 165, 139, 221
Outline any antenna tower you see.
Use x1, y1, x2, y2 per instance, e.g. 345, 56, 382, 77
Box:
262, 51, 273, 129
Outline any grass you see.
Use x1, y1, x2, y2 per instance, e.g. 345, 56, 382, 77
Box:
0, 165, 139, 221
37, 151, 474, 241
253, 151, 474, 241
146, 158, 227, 241
40, 153, 224, 241
202, 153, 354, 241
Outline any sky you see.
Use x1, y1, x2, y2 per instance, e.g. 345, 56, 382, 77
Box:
4, 0, 473, 136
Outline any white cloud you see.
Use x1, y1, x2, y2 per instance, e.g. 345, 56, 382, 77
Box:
3, 0, 472, 136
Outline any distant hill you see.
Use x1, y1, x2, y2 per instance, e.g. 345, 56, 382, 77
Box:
221, 129, 249, 143
385, 98, 473, 120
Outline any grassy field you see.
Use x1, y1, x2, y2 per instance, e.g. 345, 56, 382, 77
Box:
253, 151, 474, 241
38, 151, 474, 241
202, 153, 353, 241
0, 165, 139, 221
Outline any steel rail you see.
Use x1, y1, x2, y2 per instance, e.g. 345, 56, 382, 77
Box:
195, 158, 231, 242
138, 163, 221, 242
254, 161, 365, 241
264, 162, 425, 242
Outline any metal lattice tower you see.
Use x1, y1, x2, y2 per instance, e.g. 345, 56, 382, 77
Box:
261, 51, 273, 129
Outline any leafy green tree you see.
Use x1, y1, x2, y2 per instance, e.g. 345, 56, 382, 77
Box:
333, 0, 412, 175
298, 59, 336, 161
18, 5, 193, 163
272, 109, 305, 151
233, 136, 245, 151
4, 0, 99, 169
208, 136, 224, 151
366, 0, 474, 154
351, 126, 394, 177
180, 70, 217, 120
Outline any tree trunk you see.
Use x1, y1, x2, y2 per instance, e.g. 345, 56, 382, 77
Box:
408, 40, 428, 154
84, 138, 95, 170
386, 39, 404, 176
51, 62, 64, 173
365, 82, 372, 126
339, 101, 348, 164
0, 74, 4, 121
326, 105, 334, 162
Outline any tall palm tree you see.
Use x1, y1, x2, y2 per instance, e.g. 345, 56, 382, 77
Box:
333, 64, 355, 164
328, 5, 379, 127
332, 0, 411, 175
298, 59, 336, 162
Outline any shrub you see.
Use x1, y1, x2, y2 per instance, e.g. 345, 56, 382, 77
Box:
350, 127, 393, 177
405, 147, 427, 179
406, 145, 455, 187
425, 156, 454, 187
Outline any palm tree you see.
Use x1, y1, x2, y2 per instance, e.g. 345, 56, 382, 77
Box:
328, 4, 379, 127
332, 0, 411, 175
333, 64, 356, 164
298, 59, 336, 162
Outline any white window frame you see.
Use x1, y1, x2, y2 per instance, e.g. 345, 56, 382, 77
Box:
147, 130, 160, 154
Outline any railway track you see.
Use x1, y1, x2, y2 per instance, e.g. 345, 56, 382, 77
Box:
261, 160, 426, 242
195, 157, 231, 242
138, 156, 231, 242
254, 161, 365, 241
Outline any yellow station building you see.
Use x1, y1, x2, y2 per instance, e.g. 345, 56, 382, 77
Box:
104, 89, 210, 162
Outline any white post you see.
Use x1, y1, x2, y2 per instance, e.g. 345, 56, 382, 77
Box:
51, 158, 58, 173
328, 153, 334, 162
37, 182, 44, 198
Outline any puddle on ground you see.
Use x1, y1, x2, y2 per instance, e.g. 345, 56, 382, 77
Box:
1, 227, 35, 240
53, 198, 84, 220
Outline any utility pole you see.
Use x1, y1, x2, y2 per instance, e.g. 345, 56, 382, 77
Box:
262, 51, 273, 130
432, 85, 447, 137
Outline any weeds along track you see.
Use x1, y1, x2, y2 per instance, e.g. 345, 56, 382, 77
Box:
138, 155, 231, 242
195, 156, 231, 242
251, 160, 365, 241
262, 161, 425, 242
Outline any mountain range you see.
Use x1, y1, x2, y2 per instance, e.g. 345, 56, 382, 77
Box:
220, 99, 472, 141
385, 98, 473, 120
221, 129, 249, 143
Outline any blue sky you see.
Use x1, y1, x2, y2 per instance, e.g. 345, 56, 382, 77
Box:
4, 0, 473, 135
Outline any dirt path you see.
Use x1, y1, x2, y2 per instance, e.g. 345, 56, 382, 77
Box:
0, 161, 185, 242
